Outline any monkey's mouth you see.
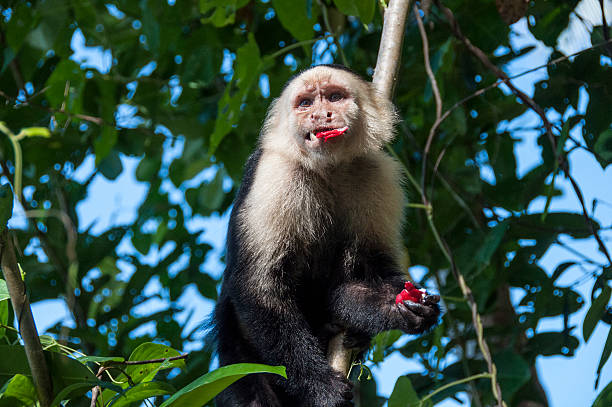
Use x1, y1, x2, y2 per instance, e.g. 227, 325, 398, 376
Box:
306, 126, 349, 143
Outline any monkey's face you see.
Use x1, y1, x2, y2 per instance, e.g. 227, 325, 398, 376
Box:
291, 78, 357, 152
261, 65, 397, 169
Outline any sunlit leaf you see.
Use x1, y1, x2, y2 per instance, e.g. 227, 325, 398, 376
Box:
159, 363, 286, 407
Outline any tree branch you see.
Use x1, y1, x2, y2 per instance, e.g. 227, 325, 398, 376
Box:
372, 0, 413, 99
328, 0, 413, 376
0, 230, 53, 407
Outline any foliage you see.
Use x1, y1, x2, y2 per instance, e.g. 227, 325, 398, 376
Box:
0, 0, 611, 406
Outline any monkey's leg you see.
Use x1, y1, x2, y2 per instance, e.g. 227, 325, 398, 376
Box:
229, 292, 354, 407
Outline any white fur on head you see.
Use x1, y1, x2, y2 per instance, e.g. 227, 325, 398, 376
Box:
260, 65, 399, 170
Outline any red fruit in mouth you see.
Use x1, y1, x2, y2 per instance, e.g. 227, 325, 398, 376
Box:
315, 126, 348, 142
404, 281, 416, 291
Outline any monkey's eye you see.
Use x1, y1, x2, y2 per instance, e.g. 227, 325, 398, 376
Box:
328, 92, 344, 102
298, 98, 313, 107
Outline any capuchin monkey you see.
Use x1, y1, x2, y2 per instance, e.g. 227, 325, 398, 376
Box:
213, 64, 440, 407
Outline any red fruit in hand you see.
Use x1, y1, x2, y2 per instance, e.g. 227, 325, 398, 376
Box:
396, 282, 430, 304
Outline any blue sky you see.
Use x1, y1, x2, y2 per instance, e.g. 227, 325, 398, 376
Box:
7, 1, 612, 405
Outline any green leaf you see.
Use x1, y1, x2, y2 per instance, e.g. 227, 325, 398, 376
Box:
371, 330, 402, 363
593, 379, 612, 407
333, 0, 376, 23
108, 381, 175, 407
0, 300, 7, 339
123, 343, 185, 385
98, 150, 123, 181
0, 184, 14, 235
199, 0, 250, 27
209, 34, 263, 154
584, 285, 612, 342
272, 0, 319, 40
388, 376, 420, 407
594, 129, 612, 166
44, 59, 85, 114
0, 345, 97, 401
159, 363, 286, 407
0, 374, 37, 407
0, 279, 8, 302
17, 127, 51, 139
526, 331, 579, 357
50, 380, 124, 407
596, 327, 612, 385
495, 350, 531, 402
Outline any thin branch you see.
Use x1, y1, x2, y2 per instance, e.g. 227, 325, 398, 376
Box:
0, 230, 53, 407
25, 210, 78, 265
565, 172, 612, 265
317, 0, 348, 65
112, 353, 188, 366
414, 2, 443, 198
0, 89, 104, 126
436, 0, 556, 151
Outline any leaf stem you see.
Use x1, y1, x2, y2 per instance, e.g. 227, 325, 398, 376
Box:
420, 372, 492, 404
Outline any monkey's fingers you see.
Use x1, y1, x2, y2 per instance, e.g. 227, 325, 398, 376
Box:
396, 302, 424, 326
402, 300, 439, 319
423, 294, 440, 305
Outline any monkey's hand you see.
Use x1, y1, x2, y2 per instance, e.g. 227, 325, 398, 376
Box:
395, 290, 440, 334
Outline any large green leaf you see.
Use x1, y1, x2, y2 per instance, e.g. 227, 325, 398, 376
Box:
159, 363, 286, 407
596, 327, 612, 385
209, 34, 263, 153
272, 0, 319, 41
388, 376, 421, 407
0, 345, 96, 400
594, 129, 612, 167
333, 0, 376, 24
584, 285, 612, 342
0, 374, 37, 407
108, 381, 175, 407
593, 380, 612, 407
123, 343, 185, 386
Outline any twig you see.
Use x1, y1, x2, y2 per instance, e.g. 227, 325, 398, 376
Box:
0, 90, 104, 126
317, 0, 348, 65
89, 354, 188, 406
565, 172, 612, 265
25, 210, 78, 265
435, 1, 612, 269
425, 38, 612, 148
413, 2, 443, 198
435, 0, 556, 152
112, 353, 188, 366
90, 366, 105, 407
0, 230, 53, 407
